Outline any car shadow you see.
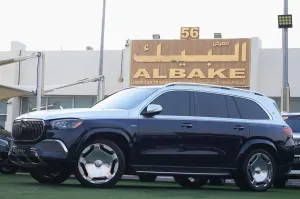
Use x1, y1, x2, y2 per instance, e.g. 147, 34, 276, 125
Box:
7, 181, 270, 193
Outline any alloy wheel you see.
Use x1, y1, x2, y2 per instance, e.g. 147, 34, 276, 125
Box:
246, 152, 273, 189
78, 143, 119, 185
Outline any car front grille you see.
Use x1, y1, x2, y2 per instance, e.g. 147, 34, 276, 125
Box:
12, 120, 45, 141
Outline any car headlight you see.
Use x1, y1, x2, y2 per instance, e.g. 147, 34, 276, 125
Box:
50, 119, 83, 130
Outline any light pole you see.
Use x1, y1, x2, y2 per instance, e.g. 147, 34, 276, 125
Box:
278, 0, 292, 112
97, 0, 106, 101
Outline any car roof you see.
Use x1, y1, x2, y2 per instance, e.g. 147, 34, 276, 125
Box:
134, 82, 270, 102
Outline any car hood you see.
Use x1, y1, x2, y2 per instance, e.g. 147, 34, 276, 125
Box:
16, 108, 130, 120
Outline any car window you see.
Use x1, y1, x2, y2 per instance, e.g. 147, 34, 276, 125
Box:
150, 91, 190, 116
194, 92, 228, 118
0, 125, 3, 130
233, 97, 269, 120
284, 116, 300, 133
226, 96, 241, 119
91, 87, 159, 110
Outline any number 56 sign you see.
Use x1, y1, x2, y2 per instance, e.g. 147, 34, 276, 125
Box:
180, 27, 199, 40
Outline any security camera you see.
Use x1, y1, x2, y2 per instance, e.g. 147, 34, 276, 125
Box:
125, 40, 129, 47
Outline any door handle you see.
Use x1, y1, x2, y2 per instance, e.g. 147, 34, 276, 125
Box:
181, 123, 193, 128
233, 125, 244, 130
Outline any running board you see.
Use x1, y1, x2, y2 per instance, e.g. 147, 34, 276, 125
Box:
136, 171, 230, 176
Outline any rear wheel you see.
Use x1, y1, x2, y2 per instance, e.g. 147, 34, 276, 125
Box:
30, 168, 71, 184
74, 139, 125, 188
138, 174, 157, 182
234, 149, 275, 192
174, 176, 208, 189
273, 176, 287, 188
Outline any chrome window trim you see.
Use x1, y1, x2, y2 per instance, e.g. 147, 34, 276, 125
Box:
133, 87, 272, 120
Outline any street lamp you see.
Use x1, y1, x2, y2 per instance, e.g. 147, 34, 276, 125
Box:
278, 0, 293, 112
97, 0, 106, 101
278, 15, 293, 28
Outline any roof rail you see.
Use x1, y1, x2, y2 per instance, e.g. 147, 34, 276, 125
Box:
164, 82, 265, 96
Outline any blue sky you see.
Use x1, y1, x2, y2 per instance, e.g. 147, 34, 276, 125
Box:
0, 0, 299, 51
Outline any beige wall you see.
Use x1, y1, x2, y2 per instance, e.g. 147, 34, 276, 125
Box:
257, 48, 300, 97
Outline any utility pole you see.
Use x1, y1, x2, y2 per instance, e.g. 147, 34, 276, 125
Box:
36, 52, 44, 111
278, 0, 292, 112
97, 0, 106, 101
282, 0, 289, 112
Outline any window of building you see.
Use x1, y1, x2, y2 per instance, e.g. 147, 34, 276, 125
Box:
233, 97, 269, 119
0, 115, 6, 128
21, 97, 47, 114
193, 92, 228, 118
149, 91, 190, 116
21, 96, 97, 114
74, 97, 97, 108
0, 101, 7, 128
48, 97, 73, 110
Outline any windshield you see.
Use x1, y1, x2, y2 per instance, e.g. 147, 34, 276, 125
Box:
284, 117, 300, 133
91, 87, 159, 110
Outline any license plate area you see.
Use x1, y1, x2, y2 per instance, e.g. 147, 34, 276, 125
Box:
12, 147, 29, 155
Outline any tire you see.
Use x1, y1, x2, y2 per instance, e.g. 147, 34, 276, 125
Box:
273, 176, 287, 188
29, 168, 71, 184
138, 174, 157, 182
0, 166, 18, 174
74, 139, 125, 188
209, 177, 226, 186
234, 149, 275, 192
174, 176, 208, 189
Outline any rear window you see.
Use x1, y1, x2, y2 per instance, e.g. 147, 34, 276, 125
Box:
284, 116, 300, 133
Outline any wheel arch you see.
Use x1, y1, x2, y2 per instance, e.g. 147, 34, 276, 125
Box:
75, 128, 134, 166
236, 139, 279, 168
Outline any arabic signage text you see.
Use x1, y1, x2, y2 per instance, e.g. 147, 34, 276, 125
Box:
130, 38, 251, 87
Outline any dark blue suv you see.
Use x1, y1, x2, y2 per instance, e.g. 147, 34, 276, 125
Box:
8, 83, 295, 192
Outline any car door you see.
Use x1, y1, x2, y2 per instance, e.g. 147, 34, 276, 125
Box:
135, 90, 195, 168
188, 92, 250, 168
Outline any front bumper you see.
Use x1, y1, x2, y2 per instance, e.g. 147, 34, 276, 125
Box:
8, 139, 68, 167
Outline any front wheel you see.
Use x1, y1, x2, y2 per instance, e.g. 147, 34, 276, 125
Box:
75, 139, 125, 188
174, 176, 208, 189
234, 149, 275, 192
29, 168, 71, 184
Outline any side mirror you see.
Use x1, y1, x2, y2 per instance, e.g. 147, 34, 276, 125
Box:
142, 104, 162, 117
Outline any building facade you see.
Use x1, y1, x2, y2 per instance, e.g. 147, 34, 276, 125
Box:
0, 38, 300, 131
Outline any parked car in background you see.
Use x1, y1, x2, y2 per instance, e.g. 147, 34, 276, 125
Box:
273, 112, 300, 188
8, 83, 294, 192
0, 125, 19, 174
0, 125, 10, 137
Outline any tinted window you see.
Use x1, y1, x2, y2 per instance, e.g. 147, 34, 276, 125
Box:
233, 97, 269, 119
284, 117, 300, 133
226, 96, 240, 119
91, 87, 158, 110
150, 91, 190, 116
194, 92, 227, 118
